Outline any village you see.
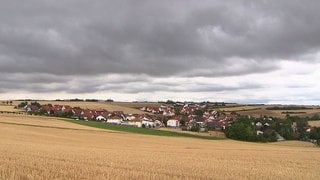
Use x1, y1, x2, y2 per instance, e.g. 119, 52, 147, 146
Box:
19, 101, 320, 144
21, 101, 237, 132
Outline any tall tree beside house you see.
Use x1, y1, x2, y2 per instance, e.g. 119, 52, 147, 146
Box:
56, 111, 74, 118
309, 127, 320, 145
225, 116, 278, 142
38, 109, 47, 115
225, 116, 257, 142
275, 119, 295, 140
286, 116, 308, 139
194, 109, 204, 116
190, 122, 200, 132
30, 101, 41, 108
180, 120, 186, 127
17, 101, 28, 108
174, 106, 181, 115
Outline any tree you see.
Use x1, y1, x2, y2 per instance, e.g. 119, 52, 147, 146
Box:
165, 100, 175, 104
38, 109, 47, 115
194, 109, 204, 116
17, 101, 28, 108
225, 117, 256, 141
31, 101, 41, 108
180, 120, 186, 127
286, 116, 308, 139
275, 119, 294, 140
310, 127, 320, 141
190, 124, 200, 132
174, 106, 181, 115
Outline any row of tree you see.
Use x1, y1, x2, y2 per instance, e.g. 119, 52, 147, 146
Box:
2, 101, 13, 105
225, 115, 320, 144
225, 116, 277, 142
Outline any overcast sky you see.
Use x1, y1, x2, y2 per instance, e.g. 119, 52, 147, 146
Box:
1, 0, 320, 104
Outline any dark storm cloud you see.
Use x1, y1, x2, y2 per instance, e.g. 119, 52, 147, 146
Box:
1, 0, 320, 75
0, 0, 320, 97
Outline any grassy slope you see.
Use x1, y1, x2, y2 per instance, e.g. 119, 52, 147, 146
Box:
62, 119, 221, 140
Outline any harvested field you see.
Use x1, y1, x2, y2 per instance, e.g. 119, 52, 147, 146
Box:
218, 105, 320, 118
0, 114, 114, 132
269, 141, 317, 148
1, 114, 320, 179
0, 105, 22, 112
309, 120, 320, 127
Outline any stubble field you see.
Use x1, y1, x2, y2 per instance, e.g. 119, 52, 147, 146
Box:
1, 114, 320, 179
308, 120, 320, 127
218, 105, 320, 118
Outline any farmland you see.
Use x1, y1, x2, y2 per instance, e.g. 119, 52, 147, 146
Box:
309, 121, 320, 127
1, 113, 320, 179
216, 104, 320, 118
0, 104, 23, 113
8, 100, 320, 119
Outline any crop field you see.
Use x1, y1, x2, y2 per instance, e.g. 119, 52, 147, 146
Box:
1, 114, 320, 179
0, 104, 22, 112
309, 120, 320, 127
219, 105, 320, 118
0, 114, 114, 132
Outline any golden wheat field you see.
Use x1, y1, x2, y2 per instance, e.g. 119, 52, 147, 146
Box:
1, 114, 320, 179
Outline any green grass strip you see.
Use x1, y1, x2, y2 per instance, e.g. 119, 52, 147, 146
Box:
61, 119, 222, 140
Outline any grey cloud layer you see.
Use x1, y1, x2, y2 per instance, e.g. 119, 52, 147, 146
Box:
1, 0, 320, 76
0, 72, 261, 94
1, 0, 320, 99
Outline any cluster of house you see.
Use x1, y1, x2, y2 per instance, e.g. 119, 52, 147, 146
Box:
21, 102, 320, 144
140, 103, 237, 131
24, 102, 238, 131
253, 118, 285, 141
25, 104, 162, 128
